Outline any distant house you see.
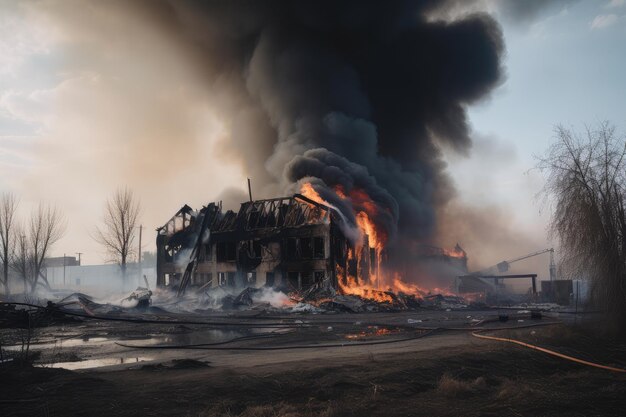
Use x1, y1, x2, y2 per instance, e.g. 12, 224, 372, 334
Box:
43, 256, 80, 268
45, 261, 156, 294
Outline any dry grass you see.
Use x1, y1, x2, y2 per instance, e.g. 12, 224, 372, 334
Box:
238, 403, 299, 417
496, 378, 536, 401
436, 373, 486, 397
198, 401, 338, 417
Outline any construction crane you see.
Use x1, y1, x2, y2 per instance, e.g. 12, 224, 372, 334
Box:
474, 248, 557, 281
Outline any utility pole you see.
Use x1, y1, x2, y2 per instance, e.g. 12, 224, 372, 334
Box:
247, 178, 253, 202
76, 252, 82, 266
63, 253, 66, 286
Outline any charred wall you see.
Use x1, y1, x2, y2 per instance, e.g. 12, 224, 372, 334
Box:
156, 194, 360, 292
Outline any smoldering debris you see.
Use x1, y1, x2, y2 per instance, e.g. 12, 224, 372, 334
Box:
150, 285, 468, 314
1, 285, 470, 326
76, 292, 164, 316
422, 294, 469, 310
2, 281, 578, 330
0, 302, 80, 329
121, 288, 153, 310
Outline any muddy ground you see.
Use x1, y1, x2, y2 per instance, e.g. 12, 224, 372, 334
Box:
1, 309, 625, 416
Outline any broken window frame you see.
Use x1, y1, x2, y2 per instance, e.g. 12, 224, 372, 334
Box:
313, 237, 325, 259
227, 272, 236, 287
253, 241, 263, 259
216, 241, 237, 262
287, 271, 300, 290
300, 237, 313, 259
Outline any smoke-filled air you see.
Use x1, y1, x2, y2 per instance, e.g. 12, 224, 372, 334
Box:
2, 2, 626, 415
121, 1, 506, 292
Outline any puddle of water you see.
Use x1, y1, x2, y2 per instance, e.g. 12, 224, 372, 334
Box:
37, 356, 153, 370
128, 328, 283, 346
4, 327, 283, 352
3, 336, 110, 351
149, 329, 246, 345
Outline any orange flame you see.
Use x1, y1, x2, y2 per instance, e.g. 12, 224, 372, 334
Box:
339, 186, 387, 249
301, 181, 461, 303
338, 275, 393, 303
300, 182, 328, 205
392, 276, 429, 297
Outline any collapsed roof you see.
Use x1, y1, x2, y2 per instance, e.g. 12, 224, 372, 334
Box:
157, 194, 336, 239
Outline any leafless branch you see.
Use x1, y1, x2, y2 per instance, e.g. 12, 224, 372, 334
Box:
28, 203, 66, 293
10, 223, 32, 294
537, 122, 626, 334
93, 187, 141, 276
0, 193, 19, 295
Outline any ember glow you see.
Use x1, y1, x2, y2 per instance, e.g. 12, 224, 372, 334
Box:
344, 326, 401, 340
443, 246, 467, 259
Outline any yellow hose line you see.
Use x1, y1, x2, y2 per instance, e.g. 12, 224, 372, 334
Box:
472, 331, 626, 373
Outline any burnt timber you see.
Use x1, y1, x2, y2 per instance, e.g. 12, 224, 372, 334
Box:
156, 194, 374, 295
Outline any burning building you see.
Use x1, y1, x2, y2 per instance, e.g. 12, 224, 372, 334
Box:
156, 194, 376, 293
156, 192, 467, 299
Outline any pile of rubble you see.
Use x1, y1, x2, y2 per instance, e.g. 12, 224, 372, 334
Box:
0, 301, 81, 328
0, 284, 472, 323
193, 282, 469, 314
421, 294, 469, 310
294, 283, 420, 313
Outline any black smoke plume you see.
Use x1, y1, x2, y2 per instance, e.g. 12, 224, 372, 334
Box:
141, 0, 505, 248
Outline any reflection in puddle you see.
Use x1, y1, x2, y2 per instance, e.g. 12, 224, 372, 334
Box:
4, 336, 111, 351
5, 327, 283, 369
38, 356, 153, 370
3, 328, 263, 351
151, 329, 247, 345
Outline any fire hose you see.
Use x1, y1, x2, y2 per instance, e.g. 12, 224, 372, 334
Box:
113, 322, 561, 351
115, 328, 439, 350
471, 330, 626, 373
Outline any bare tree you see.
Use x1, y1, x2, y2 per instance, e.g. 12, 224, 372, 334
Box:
94, 188, 141, 279
28, 203, 66, 293
11, 224, 31, 294
0, 193, 19, 295
538, 122, 626, 334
